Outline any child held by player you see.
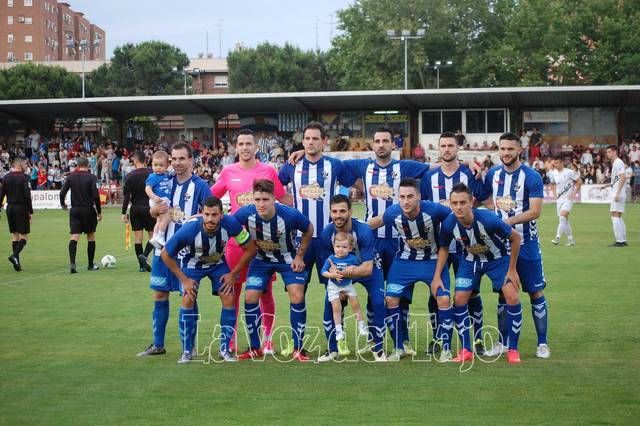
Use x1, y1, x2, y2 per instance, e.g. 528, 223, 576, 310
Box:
321, 232, 368, 344
145, 151, 172, 249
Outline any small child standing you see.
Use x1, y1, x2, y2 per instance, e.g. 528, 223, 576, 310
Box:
145, 151, 173, 249
321, 232, 368, 354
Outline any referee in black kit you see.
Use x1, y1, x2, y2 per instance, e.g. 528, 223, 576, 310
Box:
0, 158, 33, 272
121, 151, 155, 272
60, 156, 102, 273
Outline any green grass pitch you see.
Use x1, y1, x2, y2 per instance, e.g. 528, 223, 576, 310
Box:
0, 203, 639, 424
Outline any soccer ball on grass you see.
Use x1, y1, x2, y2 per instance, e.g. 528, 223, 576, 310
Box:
101, 254, 117, 269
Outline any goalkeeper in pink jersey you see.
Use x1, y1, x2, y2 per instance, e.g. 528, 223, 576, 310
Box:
211, 129, 292, 354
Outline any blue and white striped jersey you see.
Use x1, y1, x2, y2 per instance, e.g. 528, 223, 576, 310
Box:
344, 159, 429, 239
320, 218, 378, 265
233, 203, 311, 264
278, 156, 356, 238
482, 165, 543, 245
439, 209, 512, 262
164, 216, 249, 269
382, 201, 451, 260
157, 174, 211, 256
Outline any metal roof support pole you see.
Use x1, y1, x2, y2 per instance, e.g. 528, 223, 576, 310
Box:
407, 107, 419, 160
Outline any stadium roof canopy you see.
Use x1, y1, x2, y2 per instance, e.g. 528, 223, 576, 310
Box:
1, 85, 639, 122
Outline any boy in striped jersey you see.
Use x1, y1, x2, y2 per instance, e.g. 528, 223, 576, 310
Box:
420, 131, 489, 356
479, 133, 550, 359
160, 196, 256, 363
368, 179, 453, 361
233, 179, 314, 362
434, 184, 522, 363
137, 143, 212, 358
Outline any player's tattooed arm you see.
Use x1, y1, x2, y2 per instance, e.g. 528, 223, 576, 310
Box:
503, 197, 542, 225
367, 216, 383, 230
277, 193, 294, 206
221, 240, 257, 294
287, 149, 305, 165
505, 231, 522, 290
293, 223, 314, 272
346, 260, 373, 279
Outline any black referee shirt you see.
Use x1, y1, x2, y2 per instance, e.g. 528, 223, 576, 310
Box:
0, 171, 33, 213
60, 170, 101, 214
121, 167, 152, 214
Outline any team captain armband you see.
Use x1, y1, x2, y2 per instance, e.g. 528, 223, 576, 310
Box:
234, 229, 250, 245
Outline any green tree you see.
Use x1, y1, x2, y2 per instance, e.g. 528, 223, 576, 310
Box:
88, 41, 189, 97
227, 43, 337, 93
0, 63, 81, 99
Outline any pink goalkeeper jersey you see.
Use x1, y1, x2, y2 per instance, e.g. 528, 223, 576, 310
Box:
210, 161, 286, 213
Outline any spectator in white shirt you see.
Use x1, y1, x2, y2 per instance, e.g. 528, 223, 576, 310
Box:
581, 149, 593, 166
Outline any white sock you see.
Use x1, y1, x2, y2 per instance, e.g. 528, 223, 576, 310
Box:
619, 217, 627, 242
563, 217, 573, 239
559, 216, 568, 237
335, 324, 343, 334
555, 220, 563, 239
612, 217, 623, 242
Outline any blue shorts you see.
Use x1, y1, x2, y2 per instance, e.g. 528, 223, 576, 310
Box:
374, 237, 398, 278
302, 237, 327, 284
184, 263, 231, 296
246, 258, 308, 291
517, 241, 546, 293
386, 258, 450, 299
149, 254, 180, 292
455, 257, 510, 293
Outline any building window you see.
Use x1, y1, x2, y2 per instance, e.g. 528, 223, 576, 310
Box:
7, 52, 15, 61
24, 0, 33, 6
8, 16, 13, 25
8, 33, 14, 42
8, 0, 14, 7
213, 75, 229, 87
421, 111, 442, 134
487, 110, 505, 133
466, 110, 486, 133
24, 52, 33, 60
25, 16, 33, 24
442, 111, 462, 133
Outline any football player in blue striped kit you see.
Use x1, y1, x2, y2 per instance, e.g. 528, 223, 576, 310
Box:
433, 183, 523, 363
479, 132, 550, 359
340, 126, 430, 357
137, 143, 212, 358
368, 178, 453, 361
161, 196, 256, 363
233, 179, 314, 362
317, 195, 387, 362
420, 131, 490, 356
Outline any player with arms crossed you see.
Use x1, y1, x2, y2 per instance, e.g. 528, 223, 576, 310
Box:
606, 145, 628, 247
211, 129, 292, 354
420, 131, 489, 356
318, 195, 387, 362
137, 143, 211, 358
233, 179, 314, 362
479, 132, 550, 359
433, 183, 523, 363
549, 156, 582, 247
160, 196, 256, 363
369, 178, 453, 361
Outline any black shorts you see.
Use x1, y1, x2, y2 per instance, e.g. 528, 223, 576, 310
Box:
69, 207, 98, 235
129, 205, 155, 232
6, 204, 30, 234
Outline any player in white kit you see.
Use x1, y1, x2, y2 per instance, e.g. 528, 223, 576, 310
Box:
606, 145, 628, 247
549, 156, 582, 246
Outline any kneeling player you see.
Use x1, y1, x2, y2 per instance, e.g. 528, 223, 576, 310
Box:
369, 178, 452, 361
233, 179, 314, 362
161, 196, 256, 363
433, 184, 523, 363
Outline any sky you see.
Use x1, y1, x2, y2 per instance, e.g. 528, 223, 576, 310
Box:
67, 0, 354, 59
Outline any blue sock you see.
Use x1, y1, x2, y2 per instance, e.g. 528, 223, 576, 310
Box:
468, 294, 484, 341
507, 303, 523, 350
437, 306, 454, 351
400, 301, 410, 343
290, 302, 307, 350
497, 296, 507, 346
220, 307, 236, 353
190, 302, 199, 354
385, 306, 402, 349
179, 307, 196, 354
323, 295, 337, 353
152, 300, 169, 348
428, 295, 438, 340
245, 302, 261, 350
530, 296, 548, 345
453, 305, 472, 351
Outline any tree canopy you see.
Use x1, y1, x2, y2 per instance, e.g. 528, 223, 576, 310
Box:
0, 63, 81, 100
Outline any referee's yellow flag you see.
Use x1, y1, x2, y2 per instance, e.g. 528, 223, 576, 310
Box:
125, 223, 131, 251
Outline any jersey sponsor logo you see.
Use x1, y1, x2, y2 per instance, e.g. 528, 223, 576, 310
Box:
369, 183, 394, 200
496, 195, 516, 212
405, 237, 430, 250
170, 206, 186, 223
256, 239, 281, 251
299, 182, 325, 200
467, 244, 489, 255
236, 191, 254, 206
201, 253, 223, 263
